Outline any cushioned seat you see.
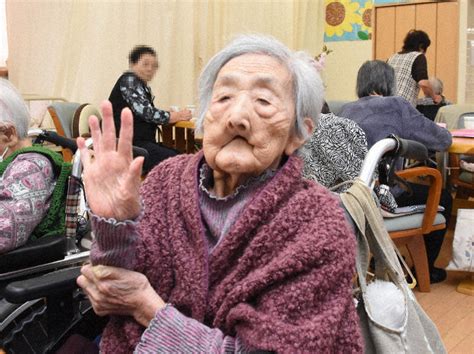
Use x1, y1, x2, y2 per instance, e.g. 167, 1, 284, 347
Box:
459, 171, 473, 184
384, 213, 446, 232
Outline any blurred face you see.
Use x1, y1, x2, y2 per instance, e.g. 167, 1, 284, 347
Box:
203, 53, 306, 189
131, 53, 158, 83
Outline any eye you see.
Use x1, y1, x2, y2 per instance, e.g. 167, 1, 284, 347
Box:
257, 98, 270, 105
218, 96, 230, 102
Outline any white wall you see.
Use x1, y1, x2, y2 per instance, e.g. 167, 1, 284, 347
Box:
323, 40, 372, 102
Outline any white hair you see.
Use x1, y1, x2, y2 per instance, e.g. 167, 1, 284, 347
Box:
429, 77, 443, 96
197, 34, 324, 139
0, 79, 30, 139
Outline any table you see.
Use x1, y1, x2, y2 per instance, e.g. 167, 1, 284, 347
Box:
439, 135, 474, 188
161, 120, 201, 153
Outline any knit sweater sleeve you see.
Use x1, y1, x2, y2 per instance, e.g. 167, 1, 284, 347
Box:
0, 154, 55, 253
119, 74, 170, 126
135, 305, 258, 353
89, 212, 140, 269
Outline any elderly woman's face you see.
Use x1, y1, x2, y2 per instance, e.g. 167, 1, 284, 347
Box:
203, 53, 302, 178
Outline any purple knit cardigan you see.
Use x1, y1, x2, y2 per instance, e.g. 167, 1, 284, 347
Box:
95, 152, 363, 353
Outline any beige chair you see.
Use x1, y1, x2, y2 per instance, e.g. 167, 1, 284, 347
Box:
72, 103, 102, 138
383, 167, 446, 292
47, 102, 81, 161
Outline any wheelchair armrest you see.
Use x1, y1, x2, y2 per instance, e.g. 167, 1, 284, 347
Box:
396, 166, 443, 234
4, 266, 81, 304
0, 237, 66, 274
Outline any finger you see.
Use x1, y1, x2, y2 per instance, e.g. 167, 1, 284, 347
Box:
77, 137, 92, 169
99, 101, 117, 152
117, 108, 134, 160
129, 156, 145, 182
92, 264, 114, 280
89, 115, 102, 155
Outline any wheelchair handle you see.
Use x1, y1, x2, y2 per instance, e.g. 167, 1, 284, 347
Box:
395, 137, 429, 161
33, 130, 78, 152
358, 136, 428, 186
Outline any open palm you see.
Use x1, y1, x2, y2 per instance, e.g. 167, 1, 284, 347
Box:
77, 101, 144, 221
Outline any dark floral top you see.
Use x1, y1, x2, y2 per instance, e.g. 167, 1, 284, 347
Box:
118, 72, 170, 125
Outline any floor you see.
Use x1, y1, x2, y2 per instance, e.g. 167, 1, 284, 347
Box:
412, 199, 474, 353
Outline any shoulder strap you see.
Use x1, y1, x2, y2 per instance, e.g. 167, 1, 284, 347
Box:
340, 179, 408, 288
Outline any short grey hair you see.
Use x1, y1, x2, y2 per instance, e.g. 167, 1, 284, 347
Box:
429, 77, 443, 95
356, 60, 396, 98
0, 79, 30, 139
197, 34, 324, 139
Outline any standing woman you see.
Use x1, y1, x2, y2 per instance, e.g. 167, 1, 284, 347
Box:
388, 30, 441, 107
109, 45, 192, 173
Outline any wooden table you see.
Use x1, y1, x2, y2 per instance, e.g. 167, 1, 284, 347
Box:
448, 136, 474, 154
161, 120, 201, 153
439, 135, 474, 188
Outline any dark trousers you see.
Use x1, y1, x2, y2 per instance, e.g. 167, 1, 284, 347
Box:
134, 140, 179, 174
395, 182, 453, 269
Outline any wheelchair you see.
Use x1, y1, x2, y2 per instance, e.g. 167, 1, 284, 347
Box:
0, 130, 147, 353
1, 135, 428, 353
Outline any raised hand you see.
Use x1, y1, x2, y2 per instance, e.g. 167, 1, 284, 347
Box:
77, 101, 144, 221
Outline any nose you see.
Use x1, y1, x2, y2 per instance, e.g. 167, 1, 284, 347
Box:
226, 95, 251, 133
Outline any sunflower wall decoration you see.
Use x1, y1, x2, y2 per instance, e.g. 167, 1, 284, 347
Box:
324, 0, 373, 42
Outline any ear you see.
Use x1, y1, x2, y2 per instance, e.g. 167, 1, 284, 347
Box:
0, 126, 19, 147
284, 117, 315, 155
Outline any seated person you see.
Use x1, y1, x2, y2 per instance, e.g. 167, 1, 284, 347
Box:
0, 79, 70, 254
301, 112, 367, 192
416, 77, 451, 121
301, 112, 398, 211
76, 34, 362, 352
109, 45, 192, 173
341, 60, 453, 284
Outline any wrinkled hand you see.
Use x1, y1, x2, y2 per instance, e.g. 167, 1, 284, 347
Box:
170, 109, 192, 123
77, 101, 144, 221
77, 264, 165, 327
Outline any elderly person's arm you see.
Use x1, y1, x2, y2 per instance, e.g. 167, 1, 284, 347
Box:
0, 154, 55, 253
118, 74, 191, 125
79, 263, 254, 353
396, 97, 452, 151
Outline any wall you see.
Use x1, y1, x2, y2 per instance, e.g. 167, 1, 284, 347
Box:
6, 1, 324, 110
323, 40, 372, 102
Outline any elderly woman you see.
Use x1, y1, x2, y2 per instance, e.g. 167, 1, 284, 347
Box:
77, 35, 362, 352
340, 60, 452, 284
0, 79, 70, 253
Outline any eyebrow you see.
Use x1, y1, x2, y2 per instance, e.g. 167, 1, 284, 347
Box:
215, 73, 284, 94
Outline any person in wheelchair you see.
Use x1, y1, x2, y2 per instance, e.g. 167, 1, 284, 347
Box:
0, 79, 70, 254
76, 35, 362, 352
340, 60, 453, 284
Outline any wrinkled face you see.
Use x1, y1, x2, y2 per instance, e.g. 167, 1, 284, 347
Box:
203, 53, 303, 177
131, 53, 158, 83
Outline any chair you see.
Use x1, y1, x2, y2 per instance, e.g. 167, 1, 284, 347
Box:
47, 102, 81, 161
72, 103, 102, 138
383, 167, 446, 292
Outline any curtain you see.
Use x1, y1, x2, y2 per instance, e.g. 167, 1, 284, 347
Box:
6, 0, 324, 109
